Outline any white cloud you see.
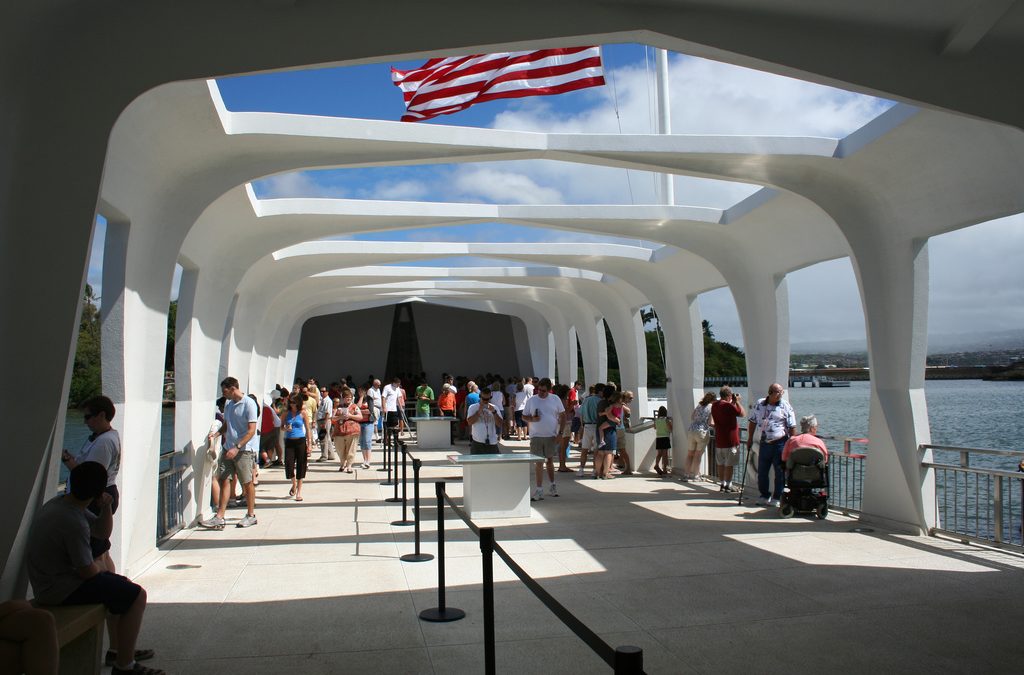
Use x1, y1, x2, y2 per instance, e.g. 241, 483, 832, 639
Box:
451, 167, 564, 204
254, 171, 348, 199
361, 179, 429, 201
928, 214, 1024, 335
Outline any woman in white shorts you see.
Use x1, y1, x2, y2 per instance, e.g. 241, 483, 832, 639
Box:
684, 392, 716, 480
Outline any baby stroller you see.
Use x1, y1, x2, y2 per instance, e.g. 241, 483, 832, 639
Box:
779, 446, 829, 519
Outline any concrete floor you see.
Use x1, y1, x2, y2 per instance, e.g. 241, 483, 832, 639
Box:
134, 440, 1024, 674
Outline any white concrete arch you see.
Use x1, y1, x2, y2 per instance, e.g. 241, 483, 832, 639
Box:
241, 276, 607, 390
6, 5, 1024, 592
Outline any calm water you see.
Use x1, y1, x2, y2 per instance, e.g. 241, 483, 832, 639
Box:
648, 379, 1024, 471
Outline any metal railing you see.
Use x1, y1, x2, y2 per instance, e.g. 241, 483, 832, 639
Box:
827, 437, 868, 514
157, 452, 188, 543
921, 444, 1024, 549
719, 431, 867, 513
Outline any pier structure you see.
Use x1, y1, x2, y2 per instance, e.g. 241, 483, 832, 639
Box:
3, 1, 1024, 611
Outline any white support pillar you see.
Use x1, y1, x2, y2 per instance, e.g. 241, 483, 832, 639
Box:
100, 216, 178, 575
731, 271, 791, 400
855, 238, 934, 533
172, 263, 200, 527
649, 292, 704, 472
626, 309, 650, 416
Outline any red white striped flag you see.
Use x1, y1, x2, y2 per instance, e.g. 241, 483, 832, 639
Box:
391, 47, 605, 122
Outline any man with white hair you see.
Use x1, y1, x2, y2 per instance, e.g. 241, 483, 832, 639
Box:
782, 415, 829, 462
746, 383, 796, 508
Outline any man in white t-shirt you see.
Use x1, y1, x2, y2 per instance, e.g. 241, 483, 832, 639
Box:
382, 377, 404, 441
369, 379, 384, 441
521, 378, 565, 500
523, 377, 535, 398
316, 388, 335, 462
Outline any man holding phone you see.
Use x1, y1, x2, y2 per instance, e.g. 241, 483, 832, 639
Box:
466, 390, 503, 454
710, 386, 746, 492
522, 378, 565, 500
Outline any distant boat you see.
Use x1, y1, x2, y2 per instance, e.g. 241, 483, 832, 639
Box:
818, 377, 851, 388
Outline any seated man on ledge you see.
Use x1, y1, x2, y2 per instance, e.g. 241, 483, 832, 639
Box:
782, 415, 830, 463
27, 461, 162, 675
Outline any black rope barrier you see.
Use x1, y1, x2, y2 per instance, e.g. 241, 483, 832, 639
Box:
428, 483, 644, 673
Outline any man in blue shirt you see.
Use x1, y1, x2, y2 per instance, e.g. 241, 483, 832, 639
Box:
746, 383, 797, 508
201, 377, 260, 529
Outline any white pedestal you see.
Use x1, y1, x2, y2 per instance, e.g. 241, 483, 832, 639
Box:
451, 454, 543, 518
411, 416, 454, 449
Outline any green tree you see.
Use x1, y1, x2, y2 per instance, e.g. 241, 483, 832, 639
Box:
702, 320, 746, 377
69, 285, 102, 406
165, 300, 177, 371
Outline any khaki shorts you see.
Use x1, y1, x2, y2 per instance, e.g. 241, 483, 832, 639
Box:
218, 450, 256, 484
530, 436, 560, 459
715, 445, 740, 467
581, 424, 597, 450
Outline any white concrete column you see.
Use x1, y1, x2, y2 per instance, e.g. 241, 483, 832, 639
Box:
172, 263, 200, 527
626, 309, 650, 416
100, 216, 180, 574
730, 271, 791, 400
648, 292, 704, 471
855, 238, 934, 532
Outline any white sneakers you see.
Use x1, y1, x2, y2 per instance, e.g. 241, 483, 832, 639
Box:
549, 483, 559, 497
531, 487, 544, 502
768, 498, 781, 508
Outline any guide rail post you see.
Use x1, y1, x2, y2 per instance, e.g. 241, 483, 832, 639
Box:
401, 457, 433, 562
418, 482, 465, 622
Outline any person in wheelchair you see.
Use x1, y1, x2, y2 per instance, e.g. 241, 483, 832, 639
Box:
782, 415, 828, 463
780, 415, 830, 518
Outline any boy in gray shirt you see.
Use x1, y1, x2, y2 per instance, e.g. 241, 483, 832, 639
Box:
28, 462, 161, 674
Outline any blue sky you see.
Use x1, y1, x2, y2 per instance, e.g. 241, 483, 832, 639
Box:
85, 44, 1024, 349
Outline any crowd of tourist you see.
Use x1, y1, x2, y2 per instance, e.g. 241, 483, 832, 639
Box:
12, 372, 826, 674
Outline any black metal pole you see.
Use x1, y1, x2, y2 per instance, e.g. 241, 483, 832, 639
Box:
401, 458, 433, 562
419, 482, 465, 622
380, 426, 394, 486
480, 527, 496, 675
391, 443, 412, 518
613, 645, 644, 674
377, 416, 387, 471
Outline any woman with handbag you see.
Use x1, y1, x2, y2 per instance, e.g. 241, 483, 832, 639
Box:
333, 388, 363, 473
356, 384, 375, 470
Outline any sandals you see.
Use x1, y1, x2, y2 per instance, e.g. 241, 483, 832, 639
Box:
295, 496, 304, 502
105, 649, 155, 667
111, 660, 164, 675
288, 487, 296, 497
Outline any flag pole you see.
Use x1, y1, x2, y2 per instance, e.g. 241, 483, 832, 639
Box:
655, 48, 674, 206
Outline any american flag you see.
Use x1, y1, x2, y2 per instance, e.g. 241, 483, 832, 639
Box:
391, 47, 605, 122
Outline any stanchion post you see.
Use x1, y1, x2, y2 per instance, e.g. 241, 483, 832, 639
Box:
391, 444, 413, 520
419, 482, 465, 622
613, 645, 643, 674
480, 527, 496, 675
401, 458, 433, 562
381, 426, 395, 486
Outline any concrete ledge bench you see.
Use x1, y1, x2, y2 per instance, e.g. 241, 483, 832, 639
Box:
34, 602, 105, 675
